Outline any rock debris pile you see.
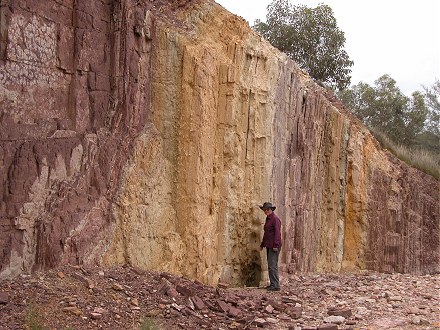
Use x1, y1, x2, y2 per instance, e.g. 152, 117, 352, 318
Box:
0, 266, 438, 329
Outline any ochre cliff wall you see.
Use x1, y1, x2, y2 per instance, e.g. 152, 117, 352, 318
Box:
0, 0, 438, 285
0, 0, 150, 278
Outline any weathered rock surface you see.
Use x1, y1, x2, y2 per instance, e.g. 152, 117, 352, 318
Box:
0, 0, 438, 285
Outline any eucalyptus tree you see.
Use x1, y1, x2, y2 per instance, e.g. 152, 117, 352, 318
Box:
253, 0, 353, 90
338, 74, 430, 146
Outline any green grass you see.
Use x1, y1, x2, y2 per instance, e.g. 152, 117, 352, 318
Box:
26, 304, 48, 330
370, 129, 440, 180
26, 303, 74, 330
139, 318, 161, 330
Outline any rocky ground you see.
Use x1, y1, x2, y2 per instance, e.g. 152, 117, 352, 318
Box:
0, 265, 438, 330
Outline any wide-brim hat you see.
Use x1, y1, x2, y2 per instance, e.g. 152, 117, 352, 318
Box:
259, 202, 276, 211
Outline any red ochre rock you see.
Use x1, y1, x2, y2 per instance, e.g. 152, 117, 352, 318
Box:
0, 0, 438, 285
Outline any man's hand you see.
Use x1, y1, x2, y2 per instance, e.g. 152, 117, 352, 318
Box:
273, 247, 278, 252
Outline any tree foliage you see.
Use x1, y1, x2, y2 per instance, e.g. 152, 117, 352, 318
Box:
253, 0, 353, 90
338, 75, 439, 151
423, 79, 440, 135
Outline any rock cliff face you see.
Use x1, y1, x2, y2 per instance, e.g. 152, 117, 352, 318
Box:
0, 0, 438, 285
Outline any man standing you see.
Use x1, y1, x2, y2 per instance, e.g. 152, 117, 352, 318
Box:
259, 202, 282, 291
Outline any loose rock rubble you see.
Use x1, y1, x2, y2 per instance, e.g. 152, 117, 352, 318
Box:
0, 265, 438, 329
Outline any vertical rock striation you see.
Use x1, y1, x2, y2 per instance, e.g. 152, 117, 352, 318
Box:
0, 0, 438, 285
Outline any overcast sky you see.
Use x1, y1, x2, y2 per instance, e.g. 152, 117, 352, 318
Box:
215, 0, 439, 95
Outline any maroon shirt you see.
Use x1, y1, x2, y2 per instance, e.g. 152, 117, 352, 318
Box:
260, 212, 282, 249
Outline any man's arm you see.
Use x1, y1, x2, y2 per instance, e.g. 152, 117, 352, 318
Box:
273, 218, 281, 249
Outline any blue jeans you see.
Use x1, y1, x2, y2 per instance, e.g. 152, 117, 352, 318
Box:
267, 247, 280, 288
